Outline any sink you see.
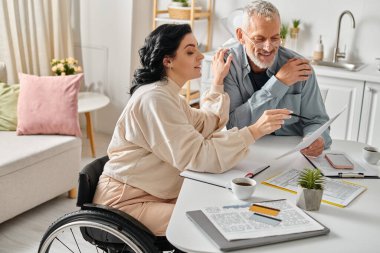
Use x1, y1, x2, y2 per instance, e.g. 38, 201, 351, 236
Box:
311, 60, 366, 72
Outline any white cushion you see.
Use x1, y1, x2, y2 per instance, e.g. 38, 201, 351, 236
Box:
0, 131, 81, 177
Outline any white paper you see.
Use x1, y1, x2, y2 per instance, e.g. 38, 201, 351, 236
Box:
263, 168, 366, 207
201, 199, 324, 241
275, 106, 347, 160
180, 160, 269, 189
306, 151, 379, 177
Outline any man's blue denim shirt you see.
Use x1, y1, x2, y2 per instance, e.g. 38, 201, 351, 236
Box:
224, 44, 332, 148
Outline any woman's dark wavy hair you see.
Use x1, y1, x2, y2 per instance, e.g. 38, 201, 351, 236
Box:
130, 24, 192, 95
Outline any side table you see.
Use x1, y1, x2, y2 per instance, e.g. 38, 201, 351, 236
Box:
78, 92, 110, 157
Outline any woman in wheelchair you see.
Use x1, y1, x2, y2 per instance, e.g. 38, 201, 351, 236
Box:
39, 24, 290, 253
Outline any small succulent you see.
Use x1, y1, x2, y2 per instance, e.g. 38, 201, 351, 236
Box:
280, 24, 288, 39
297, 168, 324, 190
292, 19, 301, 29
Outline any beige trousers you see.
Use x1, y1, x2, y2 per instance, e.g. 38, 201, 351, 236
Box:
92, 174, 176, 236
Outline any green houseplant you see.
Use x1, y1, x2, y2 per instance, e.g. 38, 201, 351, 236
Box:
171, 0, 189, 7
280, 24, 288, 46
290, 19, 301, 39
296, 168, 325, 211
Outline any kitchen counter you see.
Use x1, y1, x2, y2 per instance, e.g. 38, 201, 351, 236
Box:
312, 63, 380, 83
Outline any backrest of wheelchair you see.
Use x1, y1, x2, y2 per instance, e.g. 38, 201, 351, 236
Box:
75, 156, 173, 252
77, 155, 109, 207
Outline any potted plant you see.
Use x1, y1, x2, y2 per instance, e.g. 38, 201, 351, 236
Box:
280, 24, 288, 46
170, 0, 189, 7
168, 0, 202, 20
290, 19, 301, 39
296, 168, 325, 211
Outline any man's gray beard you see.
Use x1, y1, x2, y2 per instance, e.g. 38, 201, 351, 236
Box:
247, 51, 275, 69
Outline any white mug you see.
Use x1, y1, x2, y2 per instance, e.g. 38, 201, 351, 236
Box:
231, 178, 257, 200
362, 146, 380, 165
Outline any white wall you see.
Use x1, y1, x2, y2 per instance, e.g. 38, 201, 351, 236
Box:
72, 0, 151, 134
75, 0, 380, 134
212, 0, 380, 64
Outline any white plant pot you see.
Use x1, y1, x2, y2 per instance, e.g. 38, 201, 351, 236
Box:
296, 186, 323, 211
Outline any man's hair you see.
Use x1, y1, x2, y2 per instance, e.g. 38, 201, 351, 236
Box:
242, 1, 280, 30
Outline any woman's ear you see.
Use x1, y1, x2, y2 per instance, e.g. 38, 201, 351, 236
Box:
236, 28, 245, 45
163, 57, 172, 69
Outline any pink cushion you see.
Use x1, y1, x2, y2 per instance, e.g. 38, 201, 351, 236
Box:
17, 73, 83, 136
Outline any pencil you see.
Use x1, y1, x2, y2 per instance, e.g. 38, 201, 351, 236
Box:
289, 113, 311, 120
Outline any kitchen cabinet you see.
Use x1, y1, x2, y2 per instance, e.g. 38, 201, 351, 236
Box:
317, 76, 364, 141
358, 81, 380, 147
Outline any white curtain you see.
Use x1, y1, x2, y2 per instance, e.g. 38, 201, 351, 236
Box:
0, 0, 74, 83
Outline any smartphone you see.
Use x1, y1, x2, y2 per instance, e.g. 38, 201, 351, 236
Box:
325, 153, 354, 169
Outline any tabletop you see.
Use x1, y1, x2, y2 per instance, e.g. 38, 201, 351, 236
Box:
167, 136, 380, 253
78, 91, 110, 113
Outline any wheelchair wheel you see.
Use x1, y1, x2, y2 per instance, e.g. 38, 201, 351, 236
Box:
38, 209, 159, 253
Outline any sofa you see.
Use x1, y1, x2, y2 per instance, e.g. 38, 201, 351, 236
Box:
0, 63, 81, 223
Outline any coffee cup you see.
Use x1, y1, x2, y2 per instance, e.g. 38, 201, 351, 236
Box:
362, 146, 380, 165
231, 178, 257, 200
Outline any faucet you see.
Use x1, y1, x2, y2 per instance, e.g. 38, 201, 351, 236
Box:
333, 10, 356, 63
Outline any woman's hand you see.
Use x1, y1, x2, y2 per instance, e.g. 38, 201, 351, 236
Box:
248, 109, 292, 140
212, 48, 233, 86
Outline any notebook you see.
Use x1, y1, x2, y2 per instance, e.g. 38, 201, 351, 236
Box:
180, 160, 269, 189
187, 200, 330, 251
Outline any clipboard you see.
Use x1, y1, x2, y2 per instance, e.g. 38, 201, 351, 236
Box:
186, 210, 329, 252
303, 153, 380, 179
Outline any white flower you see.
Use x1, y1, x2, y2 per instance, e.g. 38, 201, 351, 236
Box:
51, 57, 82, 75
67, 57, 75, 65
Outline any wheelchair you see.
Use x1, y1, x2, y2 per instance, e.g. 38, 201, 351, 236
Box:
38, 156, 182, 253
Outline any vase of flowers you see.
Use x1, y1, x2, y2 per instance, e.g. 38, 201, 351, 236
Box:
296, 168, 325, 211
51, 57, 82, 76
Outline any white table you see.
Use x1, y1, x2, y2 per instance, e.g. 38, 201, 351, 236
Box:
78, 92, 110, 157
167, 136, 380, 253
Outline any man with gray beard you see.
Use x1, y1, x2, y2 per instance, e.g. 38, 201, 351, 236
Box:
224, 0, 331, 157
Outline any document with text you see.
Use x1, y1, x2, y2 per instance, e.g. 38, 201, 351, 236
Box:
275, 106, 347, 160
262, 168, 366, 207
200, 199, 325, 241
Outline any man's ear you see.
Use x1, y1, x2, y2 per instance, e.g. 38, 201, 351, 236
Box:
236, 28, 245, 45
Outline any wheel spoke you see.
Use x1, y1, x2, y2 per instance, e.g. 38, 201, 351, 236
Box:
55, 237, 75, 253
70, 228, 82, 253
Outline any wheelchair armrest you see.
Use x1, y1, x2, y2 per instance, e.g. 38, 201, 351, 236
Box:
81, 203, 155, 237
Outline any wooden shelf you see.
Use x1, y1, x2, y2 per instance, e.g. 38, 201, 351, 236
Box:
153, 0, 214, 104
181, 88, 200, 101
154, 15, 209, 24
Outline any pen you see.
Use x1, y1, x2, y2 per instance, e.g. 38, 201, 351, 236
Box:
289, 113, 311, 120
338, 172, 365, 178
